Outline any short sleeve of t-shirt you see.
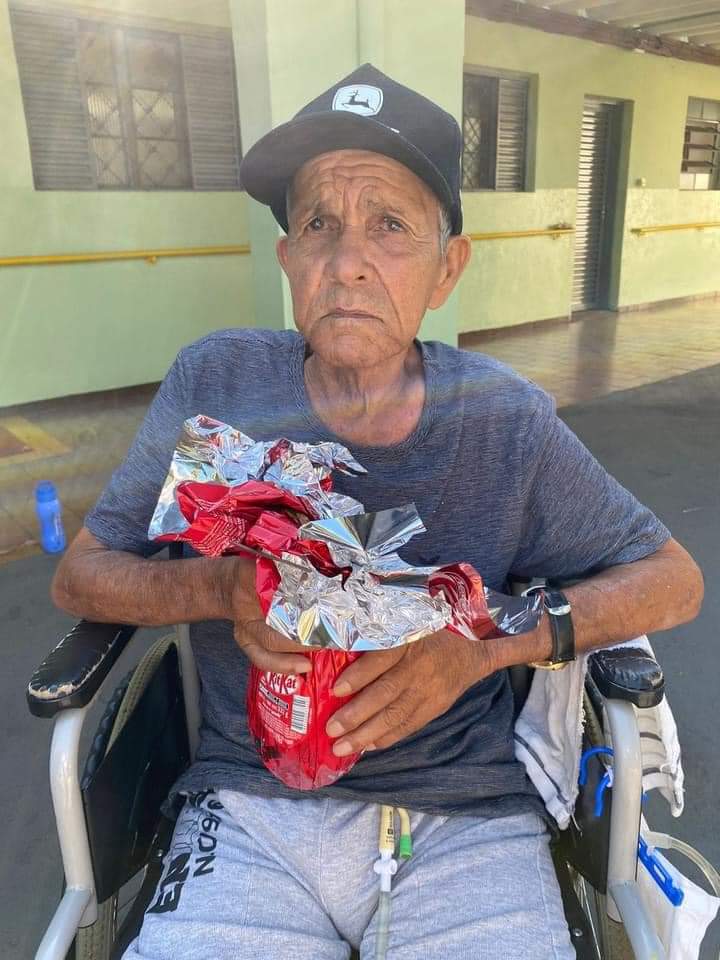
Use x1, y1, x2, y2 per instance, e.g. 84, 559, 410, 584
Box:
85, 352, 189, 556
510, 390, 670, 579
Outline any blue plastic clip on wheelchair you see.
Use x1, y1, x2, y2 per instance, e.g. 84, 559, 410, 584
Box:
26, 561, 720, 960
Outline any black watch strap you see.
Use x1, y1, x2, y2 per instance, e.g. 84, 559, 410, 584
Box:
544, 590, 575, 664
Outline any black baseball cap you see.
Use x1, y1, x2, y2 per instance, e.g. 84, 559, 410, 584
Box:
240, 63, 463, 235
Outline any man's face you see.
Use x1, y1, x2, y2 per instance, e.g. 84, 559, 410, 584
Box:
276, 150, 468, 369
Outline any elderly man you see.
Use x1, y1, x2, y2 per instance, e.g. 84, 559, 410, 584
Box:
53, 65, 703, 959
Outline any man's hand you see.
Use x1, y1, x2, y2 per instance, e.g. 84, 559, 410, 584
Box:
52, 529, 313, 675
228, 562, 311, 675
325, 629, 499, 756
232, 616, 311, 675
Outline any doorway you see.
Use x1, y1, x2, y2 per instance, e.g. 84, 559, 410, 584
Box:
572, 97, 626, 312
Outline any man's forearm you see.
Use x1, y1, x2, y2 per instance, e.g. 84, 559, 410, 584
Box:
497, 537, 704, 670
52, 540, 251, 627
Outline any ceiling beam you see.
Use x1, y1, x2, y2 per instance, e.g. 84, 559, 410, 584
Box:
661, 25, 720, 40
526, 0, 720, 16
641, 12, 720, 35
547, 0, 627, 12
465, 0, 720, 65
530, 0, 606, 8
600, 1, 720, 26
691, 30, 720, 43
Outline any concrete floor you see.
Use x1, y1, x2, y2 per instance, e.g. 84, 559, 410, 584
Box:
461, 298, 720, 407
1, 302, 720, 957
0, 383, 157, 561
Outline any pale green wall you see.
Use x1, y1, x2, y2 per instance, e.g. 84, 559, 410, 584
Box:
5, 3, 720, 405
622, 188, 720, 304
462, 15, 720, 332
354, 0, 465, 345
0, 0, 254, 408
230, 0, 358, 335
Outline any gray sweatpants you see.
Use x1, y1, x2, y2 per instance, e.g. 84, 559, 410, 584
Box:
123, 790, 575, 959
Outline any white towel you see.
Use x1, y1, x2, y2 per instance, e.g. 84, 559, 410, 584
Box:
513, 636, 684, 831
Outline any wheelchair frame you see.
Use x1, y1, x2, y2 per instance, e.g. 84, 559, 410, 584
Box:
32, 623, 200, 960
28, 612, 672, 960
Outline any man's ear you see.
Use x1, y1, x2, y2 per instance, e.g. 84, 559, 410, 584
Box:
428, 234, 472, 310
276, 235, 289, 275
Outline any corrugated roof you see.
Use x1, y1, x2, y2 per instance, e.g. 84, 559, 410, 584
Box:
522, 1, 720, 51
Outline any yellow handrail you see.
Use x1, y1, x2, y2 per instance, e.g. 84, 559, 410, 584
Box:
1, 231, 579, 264
0, 244, 251, 268
469, 227, 574, 241
631, 221, 720, 237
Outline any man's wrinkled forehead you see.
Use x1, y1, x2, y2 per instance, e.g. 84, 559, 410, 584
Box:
289, 149, 437, 216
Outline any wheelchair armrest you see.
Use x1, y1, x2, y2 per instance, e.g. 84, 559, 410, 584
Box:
27, 621, 138, 718
588, 646, 664, 709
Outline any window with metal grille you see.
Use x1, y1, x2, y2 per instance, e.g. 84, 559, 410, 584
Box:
9, 3, 242, 190
680, 97, 720, 191
462, 71, 529, 191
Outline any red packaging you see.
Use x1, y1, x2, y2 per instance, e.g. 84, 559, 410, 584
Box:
153, 456, 542, 792
246, 649, 363, 790
156, 475, 366, 790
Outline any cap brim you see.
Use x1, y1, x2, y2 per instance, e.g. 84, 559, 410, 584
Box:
240, 111, 461, 234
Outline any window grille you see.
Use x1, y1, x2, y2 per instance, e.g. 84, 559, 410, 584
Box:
680, 97, 720, 191
9, 3, 242, 191
462, 72, 529, 192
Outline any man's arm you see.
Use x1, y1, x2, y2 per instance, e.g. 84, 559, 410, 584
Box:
499, 536, 704, 669
323, 537, 704, 756
51, 527, 312, 675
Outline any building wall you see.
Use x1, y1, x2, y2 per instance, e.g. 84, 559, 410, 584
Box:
3, 2, 720, 406
0, 0, 255, 408
462, 15, 720, 333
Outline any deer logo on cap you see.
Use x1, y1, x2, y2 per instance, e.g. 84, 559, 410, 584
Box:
332, 84, 383, 117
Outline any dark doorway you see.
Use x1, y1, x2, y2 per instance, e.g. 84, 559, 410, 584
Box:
572, 97, 625, 311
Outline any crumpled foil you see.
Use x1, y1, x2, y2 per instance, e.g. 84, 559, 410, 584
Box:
267, 506, 453, 651
149, 415, 543, 652
148, 414, 366, 540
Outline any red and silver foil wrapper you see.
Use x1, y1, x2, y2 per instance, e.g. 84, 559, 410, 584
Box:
149, 415, 543, 790
247, 651, 363, 790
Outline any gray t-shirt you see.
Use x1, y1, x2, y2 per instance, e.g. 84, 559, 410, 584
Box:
86, 328, 670, 820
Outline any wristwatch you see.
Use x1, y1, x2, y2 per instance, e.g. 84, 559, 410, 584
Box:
527, 589, 576, 670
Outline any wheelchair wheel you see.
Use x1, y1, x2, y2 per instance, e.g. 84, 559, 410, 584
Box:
572, 872, 634, 960
68, 634, 176, 960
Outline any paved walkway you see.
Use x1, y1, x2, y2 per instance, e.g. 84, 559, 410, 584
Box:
461, 298, 720, 407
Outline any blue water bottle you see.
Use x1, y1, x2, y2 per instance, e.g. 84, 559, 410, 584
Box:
35, 480, 66, 553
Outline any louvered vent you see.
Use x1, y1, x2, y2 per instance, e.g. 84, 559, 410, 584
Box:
495, 77, 527, 191
9, 4, 242, 191
462, 71, 529, 191
572, 100, 613, 309
10, 7, 95, 189
181, 34, 242, 190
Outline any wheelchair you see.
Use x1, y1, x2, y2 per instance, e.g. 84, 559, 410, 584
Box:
25, 561, 710, 960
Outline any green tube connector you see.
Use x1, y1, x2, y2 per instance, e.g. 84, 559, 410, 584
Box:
398, 834, 413, 859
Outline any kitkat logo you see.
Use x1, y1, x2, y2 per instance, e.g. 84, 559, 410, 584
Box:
264, 671, 300, 696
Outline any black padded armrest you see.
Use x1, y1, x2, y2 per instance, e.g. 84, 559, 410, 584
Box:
588, 646, 665, 709
27, 621, 138, 718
